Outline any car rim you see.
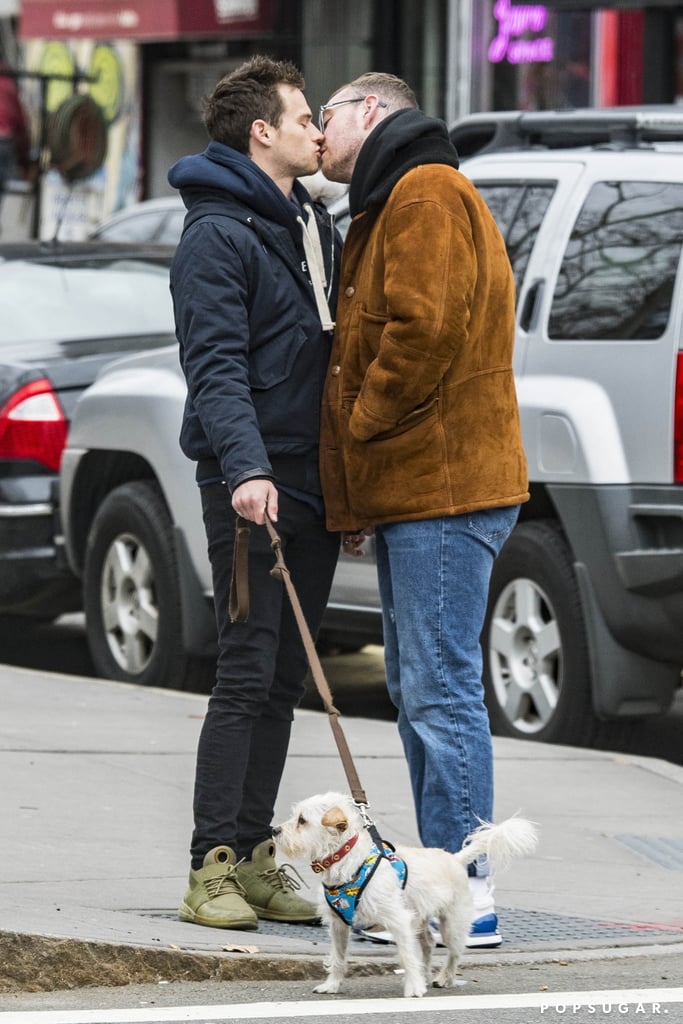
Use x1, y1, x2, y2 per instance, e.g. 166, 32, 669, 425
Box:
488, 577, 562, 734
100, 532, 158, 674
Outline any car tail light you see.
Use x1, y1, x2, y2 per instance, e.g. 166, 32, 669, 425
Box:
0, 378, 68, 472
676, 352, 683, 484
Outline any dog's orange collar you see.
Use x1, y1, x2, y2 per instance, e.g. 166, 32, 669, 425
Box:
311, 833, 359, 873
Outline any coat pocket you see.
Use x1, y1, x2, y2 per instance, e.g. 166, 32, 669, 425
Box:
359, 394, 439, 442
346, 402, 446, 521
358, 307, 387, 345
249, 324, 307, 390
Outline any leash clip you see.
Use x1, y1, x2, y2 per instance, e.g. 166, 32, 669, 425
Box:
357, 802, 375, 829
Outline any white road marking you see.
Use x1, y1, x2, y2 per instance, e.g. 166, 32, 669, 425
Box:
0, 988, 682, 1022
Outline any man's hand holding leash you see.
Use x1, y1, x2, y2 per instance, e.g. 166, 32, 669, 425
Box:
232, 479, 279, 524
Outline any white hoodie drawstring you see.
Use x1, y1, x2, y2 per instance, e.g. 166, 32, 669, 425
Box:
298, 204, 335, 331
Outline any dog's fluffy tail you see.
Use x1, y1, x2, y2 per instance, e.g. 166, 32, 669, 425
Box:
455, 816, 538, 874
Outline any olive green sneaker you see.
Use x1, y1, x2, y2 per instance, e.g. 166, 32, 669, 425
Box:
235, 839, 320, 923
178, 845, 258, 930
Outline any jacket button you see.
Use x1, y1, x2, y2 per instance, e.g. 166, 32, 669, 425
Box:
331, 365, 341, 376
344, 286, 355, 297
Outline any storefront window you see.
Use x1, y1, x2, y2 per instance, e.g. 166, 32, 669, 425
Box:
472, 3, 683, 112
518, 10, 591, 109
472, 2, 592, 112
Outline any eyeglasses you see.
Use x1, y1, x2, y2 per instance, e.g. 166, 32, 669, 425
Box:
318, 96, 387, 133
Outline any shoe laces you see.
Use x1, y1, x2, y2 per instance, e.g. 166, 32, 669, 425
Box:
258, 861, 308, 894
204, 864, 247, 900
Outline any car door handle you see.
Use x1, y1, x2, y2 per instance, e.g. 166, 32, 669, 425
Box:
519, 278, 545, 332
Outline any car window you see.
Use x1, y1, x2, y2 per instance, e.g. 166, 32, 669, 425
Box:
476, 182, 556, 293
95, 211, 165, 243
157, 210, 186, 245
333, 210, 351, 241
548, 180, 683, 341
0, 258, 174, 355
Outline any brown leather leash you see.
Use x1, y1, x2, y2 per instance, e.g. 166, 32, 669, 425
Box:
229, 513, 373, 812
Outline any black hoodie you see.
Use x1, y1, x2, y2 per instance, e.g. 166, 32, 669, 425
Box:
349, 109, 460, 218
168, 142, 340, 496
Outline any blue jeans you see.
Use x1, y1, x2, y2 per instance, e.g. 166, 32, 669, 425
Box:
375, 506, 519, 874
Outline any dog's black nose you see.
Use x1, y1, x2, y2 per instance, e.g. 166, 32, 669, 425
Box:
271, 826, 281, 838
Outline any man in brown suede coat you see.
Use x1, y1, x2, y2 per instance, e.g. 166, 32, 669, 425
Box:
319, 72, 528, 949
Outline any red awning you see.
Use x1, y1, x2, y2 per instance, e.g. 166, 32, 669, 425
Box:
20, 0, 274, 40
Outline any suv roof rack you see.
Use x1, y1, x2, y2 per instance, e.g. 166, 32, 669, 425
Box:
449, 106, 683, 158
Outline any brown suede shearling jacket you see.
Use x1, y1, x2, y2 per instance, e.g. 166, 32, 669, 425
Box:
320, 163, 529, 531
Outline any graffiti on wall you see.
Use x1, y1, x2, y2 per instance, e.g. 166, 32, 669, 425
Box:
26, 37, 139, 239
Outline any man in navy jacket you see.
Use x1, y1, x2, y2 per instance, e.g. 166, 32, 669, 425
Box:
169, 55, 341, 930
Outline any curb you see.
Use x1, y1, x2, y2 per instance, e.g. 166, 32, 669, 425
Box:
4, 930, 683, 996
0, 932, 327, 995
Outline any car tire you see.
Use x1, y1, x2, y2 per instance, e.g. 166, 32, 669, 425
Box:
482, 519, 632, 747
83, 480, 214, 691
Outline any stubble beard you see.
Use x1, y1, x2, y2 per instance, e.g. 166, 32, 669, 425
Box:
320, 153, 353, 186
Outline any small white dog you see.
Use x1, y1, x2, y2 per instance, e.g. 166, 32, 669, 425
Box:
272, 791, 537, 998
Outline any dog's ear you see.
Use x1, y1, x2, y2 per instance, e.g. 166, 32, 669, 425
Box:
321, 806, 349, 832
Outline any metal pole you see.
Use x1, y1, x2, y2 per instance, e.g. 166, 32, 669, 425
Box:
446, 0, 472, 127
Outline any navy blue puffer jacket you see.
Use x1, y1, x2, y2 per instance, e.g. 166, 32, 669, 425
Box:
169, 141, 340, 496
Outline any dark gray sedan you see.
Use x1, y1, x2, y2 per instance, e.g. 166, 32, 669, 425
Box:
0, 242, 176, 623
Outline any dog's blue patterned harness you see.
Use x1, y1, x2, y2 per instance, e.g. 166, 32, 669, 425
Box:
323, 842, 408, 926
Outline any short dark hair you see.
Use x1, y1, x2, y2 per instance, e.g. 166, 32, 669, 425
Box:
345, 72, 418, 112
202, 55, 305, 153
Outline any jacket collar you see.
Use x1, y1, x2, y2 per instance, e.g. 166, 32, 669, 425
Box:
349, 108, 460, 217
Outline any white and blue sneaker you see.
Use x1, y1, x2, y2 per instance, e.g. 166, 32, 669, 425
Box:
465, 876, 502, 948
354, 877, 503, 949
351, 925, 394, 943
466, 911, 502, 948
427, 914, 502, 949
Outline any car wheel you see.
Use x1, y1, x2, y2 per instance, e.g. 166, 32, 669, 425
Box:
316, 636, 366, 656
83, 480, 214, 691
483, 519, 628, 747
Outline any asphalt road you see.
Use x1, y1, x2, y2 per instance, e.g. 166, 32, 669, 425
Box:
0, 613, 681, 766
2, 951, 682, 1022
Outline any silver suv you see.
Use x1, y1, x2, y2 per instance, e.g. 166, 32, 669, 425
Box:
60, 108, 683, 747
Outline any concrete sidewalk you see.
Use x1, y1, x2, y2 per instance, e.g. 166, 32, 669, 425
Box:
1, 664, 683, 993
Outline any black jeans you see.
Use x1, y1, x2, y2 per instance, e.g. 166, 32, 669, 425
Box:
190, 483, 340, 867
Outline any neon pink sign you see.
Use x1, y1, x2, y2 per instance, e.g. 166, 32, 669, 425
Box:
488, 0, 554, 64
